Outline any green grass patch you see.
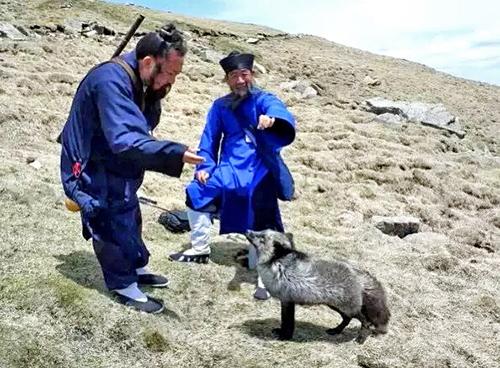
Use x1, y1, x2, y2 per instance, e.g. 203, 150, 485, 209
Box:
143, 329, 171, 352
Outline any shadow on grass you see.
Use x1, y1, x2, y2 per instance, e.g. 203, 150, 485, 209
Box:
241, 318, 358, 343
54, 250, 180, 319
54, 250, 105, 294
209, 241, 257, 291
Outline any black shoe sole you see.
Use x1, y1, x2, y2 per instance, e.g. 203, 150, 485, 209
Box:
169, 253, 210, 263
138, 280, 170, 288
115, 294, 165, 314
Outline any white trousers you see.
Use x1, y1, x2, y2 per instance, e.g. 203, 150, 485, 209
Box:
187, 209, 212, 253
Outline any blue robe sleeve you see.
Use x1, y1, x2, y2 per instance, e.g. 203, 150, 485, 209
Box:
195, 103, 222, 174
258, 92, 296, 148
95, 78, 187, 177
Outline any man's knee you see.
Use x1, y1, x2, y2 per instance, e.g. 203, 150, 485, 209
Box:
185, 192, 219, 214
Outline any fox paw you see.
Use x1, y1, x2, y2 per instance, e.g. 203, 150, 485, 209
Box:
272, 328, 293, 341
355, 333, 369, 344
326, 327, 344, 335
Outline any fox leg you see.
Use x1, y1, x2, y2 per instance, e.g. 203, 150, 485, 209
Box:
273, 301, 295, 340
355, 313, 371, 344
326, 311, 352, 335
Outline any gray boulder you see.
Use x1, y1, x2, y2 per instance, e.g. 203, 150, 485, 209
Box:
280, 80, 318, 99
365, 97, 465, 138
375, 112, 405, 124
194, 47, 224, 64
0, 23, 27, 40
373, 215, 421, 238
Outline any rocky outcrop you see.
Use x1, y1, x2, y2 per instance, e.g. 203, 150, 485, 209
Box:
365, 97, 465, 138
0, 22, 28, 40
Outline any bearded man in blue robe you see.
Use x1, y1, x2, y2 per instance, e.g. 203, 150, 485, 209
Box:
59, 25, 204, 313
169, 51, 296, 300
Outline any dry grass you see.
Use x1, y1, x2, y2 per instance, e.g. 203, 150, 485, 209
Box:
0, 0, 499, 367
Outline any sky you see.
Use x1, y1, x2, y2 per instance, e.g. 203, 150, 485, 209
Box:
107, 0, 500, 86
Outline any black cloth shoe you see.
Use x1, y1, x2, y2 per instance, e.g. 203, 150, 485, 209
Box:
115, 294, 165, 314
169, 252, 210, 263
137, 273, 169, 288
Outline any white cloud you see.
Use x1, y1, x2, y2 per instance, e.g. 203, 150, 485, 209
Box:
210, 0, 500, 85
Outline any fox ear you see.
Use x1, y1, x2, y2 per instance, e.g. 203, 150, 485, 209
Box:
285, 232, 295, 248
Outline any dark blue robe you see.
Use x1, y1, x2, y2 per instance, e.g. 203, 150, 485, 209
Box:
60, 51, 186, 290
186, 88, 295, 234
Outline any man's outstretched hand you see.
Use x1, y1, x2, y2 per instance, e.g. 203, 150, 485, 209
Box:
257, 115, 275, 130
183, 147, 205, 165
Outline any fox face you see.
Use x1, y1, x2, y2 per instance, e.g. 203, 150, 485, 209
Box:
245, 229, 295, 264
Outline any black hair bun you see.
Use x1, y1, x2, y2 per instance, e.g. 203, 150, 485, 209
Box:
158, 23, 182, 43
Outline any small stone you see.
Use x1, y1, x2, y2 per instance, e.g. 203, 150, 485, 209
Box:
363, 75, 381, 86
254, 61, 267, 74
245, 37, 259, 44
29, 160, 42, 170
373, 215, 421, 238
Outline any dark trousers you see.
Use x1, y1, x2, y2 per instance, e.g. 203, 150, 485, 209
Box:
89, 204, 150, 290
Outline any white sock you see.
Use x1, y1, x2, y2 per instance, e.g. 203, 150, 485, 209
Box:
136, 266, 150, 275
115, 282, 147, 302
187, 209, 212, 254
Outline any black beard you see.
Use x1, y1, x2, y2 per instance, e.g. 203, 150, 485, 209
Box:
145, 85, 171, 102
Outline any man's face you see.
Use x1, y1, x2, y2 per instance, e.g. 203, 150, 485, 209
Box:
141, 51, 184, 99
226, 68, 253, 97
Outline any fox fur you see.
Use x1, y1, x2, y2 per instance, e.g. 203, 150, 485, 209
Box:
246, 229, 390, 343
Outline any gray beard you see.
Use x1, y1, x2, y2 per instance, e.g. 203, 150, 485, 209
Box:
231, 82, 253, 97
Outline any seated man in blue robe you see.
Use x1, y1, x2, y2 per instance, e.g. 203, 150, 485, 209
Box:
59, 25, 204, 314
169, 51, 296, 300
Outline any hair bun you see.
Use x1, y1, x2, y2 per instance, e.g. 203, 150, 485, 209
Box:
158, 23, 181, 43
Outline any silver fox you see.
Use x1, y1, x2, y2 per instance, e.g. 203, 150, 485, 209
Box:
246, 229, 390, 343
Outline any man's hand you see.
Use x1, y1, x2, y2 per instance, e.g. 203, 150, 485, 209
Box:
195, 170, 210, 184
183, 147, 205, 165
257, 115, 275, 130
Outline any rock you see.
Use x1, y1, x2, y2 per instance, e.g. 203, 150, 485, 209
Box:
0, 23, 27, 40
63, 19, 85, 35
253, 61, 267, 74
28, 159, 42, 170
279, 80, 299, 91
279, 80, 317, 99
245, 37, 259, 44
372, 215, 421, 238
198, 48, 224, 64
29, 23, 65, 35
82, 30, 98, 38
335, 93, 351, 104
81, 22, 116, 36
336, 211, 363, 227
294, 80, 311, 94
301, 86, 318, 99
375, 113, 405, 124
365, 97, 465, 138
363, 75, 381, 86
310, 82, 324, 96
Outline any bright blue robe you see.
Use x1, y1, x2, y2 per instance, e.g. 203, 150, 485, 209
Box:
59, 51, 186, 290
186, 88, 295, 234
